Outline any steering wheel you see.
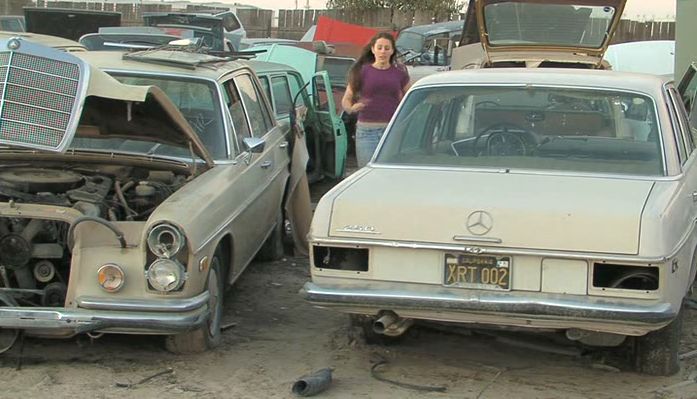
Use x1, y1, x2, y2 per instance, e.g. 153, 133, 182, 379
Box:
471, 122, 534, 156
475, 100, 500, 108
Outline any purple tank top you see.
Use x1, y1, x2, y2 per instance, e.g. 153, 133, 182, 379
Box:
357, 63, 409, 123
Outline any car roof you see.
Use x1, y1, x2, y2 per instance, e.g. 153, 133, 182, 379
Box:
240, 59, 302, 75
75, 50, 248, 79
413, 68, 670, 95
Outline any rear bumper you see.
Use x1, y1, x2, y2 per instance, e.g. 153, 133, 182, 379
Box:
301, 282, 677, 336
0, 291, 210, 336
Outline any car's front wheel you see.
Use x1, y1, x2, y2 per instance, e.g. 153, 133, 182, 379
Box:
633, 307, 683, 376
165, 251, 225, 354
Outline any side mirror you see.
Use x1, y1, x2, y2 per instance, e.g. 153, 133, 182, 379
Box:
243, 137, 265, 153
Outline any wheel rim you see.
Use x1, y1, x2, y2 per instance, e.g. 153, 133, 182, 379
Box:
207, 258, 222, 337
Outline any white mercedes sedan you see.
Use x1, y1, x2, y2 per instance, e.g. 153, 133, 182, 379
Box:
303, 66, 697, 376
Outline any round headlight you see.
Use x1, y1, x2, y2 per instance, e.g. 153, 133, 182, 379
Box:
146, 259, 186, 292
147, 224, 185, 258
97, 264, 125, 292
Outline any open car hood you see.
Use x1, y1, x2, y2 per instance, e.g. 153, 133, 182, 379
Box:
23, 7, 121, 42
0, 38, 213, 166
475, 0, 626, 64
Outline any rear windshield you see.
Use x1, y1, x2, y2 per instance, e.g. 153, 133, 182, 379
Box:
376, 85, 663, 176
484, 3, 616, 48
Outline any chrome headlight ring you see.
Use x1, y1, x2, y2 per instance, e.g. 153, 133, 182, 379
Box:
147, 223, 186, 259
146, 258, 187, 292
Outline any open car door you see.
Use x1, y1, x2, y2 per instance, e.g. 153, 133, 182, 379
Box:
311, 71, 347, 179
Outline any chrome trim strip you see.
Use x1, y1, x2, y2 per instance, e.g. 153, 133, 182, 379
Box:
76, 291, 209, 312
453, 235, 503, 244
0, 304, 208, 333
312, 236, 669, 263
301, 282, 675, 325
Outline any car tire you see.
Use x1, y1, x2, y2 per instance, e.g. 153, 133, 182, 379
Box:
349, 314, 402, 345
165, 251, 225, 354
634, 306, 683, 376
256, 211, 285, 262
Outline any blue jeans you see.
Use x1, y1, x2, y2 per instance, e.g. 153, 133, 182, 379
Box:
355, 124, 387, 168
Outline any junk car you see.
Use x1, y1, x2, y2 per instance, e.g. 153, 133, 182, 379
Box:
0, 39, 309, 354
303, 65, 697, 376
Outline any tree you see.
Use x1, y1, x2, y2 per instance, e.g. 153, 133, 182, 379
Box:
327, 0, 465, 16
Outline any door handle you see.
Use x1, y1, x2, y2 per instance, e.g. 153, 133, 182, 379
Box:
261, 160, 273, 169
693, 192, 697, 203
279, 141, 288, 149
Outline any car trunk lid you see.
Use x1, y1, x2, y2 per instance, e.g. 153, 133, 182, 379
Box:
475, 0, 626, 66
329, 168, 652, 255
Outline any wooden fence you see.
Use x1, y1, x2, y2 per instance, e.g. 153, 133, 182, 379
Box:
0, 1, 676, 44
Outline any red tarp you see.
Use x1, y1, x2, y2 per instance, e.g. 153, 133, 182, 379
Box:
313, 15, 395, 47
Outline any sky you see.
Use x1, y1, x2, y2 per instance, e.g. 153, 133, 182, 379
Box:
228, 0, 676, 20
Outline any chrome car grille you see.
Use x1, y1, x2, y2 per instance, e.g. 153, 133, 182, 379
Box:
0, 49, 81, 150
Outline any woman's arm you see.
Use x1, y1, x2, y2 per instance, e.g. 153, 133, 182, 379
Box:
342, 85, 366, 114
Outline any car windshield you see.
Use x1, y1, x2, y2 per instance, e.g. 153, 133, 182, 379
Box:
484, 3, 615, 48
377, 85, 663, 176
396, 31, 425, 53
70, 74, 226, 159
322, 57, 353, 88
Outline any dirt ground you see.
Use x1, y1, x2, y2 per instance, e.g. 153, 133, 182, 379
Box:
1, 175, 697, 398
1, 256, 697, 399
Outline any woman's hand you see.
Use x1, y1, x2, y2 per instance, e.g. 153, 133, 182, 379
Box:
350, 101, 367, 114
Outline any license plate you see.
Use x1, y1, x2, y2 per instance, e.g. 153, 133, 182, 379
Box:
443, 253, 511, 290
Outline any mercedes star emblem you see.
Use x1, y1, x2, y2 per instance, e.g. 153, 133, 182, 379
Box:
466, 210, 493, 236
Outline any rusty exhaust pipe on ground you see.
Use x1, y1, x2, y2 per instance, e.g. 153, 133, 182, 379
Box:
373, 311, 414, 337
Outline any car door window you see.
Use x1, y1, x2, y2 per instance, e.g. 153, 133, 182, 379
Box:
288, 73, 306, 107
312, 75, 330, 112
271, 76, 293, 116
259, 76, 271, 107
678, 65, 697, 146
236, 74, 274, 137
224, 79, 252, 150
667, 87, 690, 163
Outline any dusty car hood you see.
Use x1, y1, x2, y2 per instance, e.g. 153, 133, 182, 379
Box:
476, 0, 626, 64
0, 38, 213, 166
329, 168, 653, 255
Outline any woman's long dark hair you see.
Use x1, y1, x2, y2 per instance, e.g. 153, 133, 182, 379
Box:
347, 32, 398, 96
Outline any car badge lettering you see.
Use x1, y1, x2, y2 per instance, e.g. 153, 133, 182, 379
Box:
466, 211, 493, 236
336, 225, 380, 234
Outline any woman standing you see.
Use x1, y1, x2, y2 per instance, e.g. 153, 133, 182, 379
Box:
342, 32, 410, 167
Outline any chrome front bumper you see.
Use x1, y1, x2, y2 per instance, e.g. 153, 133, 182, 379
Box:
0, 291, 210, 336
302, 282, 677, 335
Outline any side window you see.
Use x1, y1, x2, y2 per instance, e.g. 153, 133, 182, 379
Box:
258, 76, 272, 110
236, 74, 274, 137
679, 66, 697, 122
224, 80, 252, 149
678, 65, 697, 147
222, 14, 241, 32
668, 87, 691, 163
289, 73, 305, 106
271, 76, 293, 116
312, 75, 330, 112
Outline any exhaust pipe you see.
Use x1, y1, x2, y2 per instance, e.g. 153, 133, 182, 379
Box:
372, 312, 413, 337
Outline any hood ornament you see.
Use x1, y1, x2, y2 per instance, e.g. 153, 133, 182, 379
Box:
466, 210, 493, 236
